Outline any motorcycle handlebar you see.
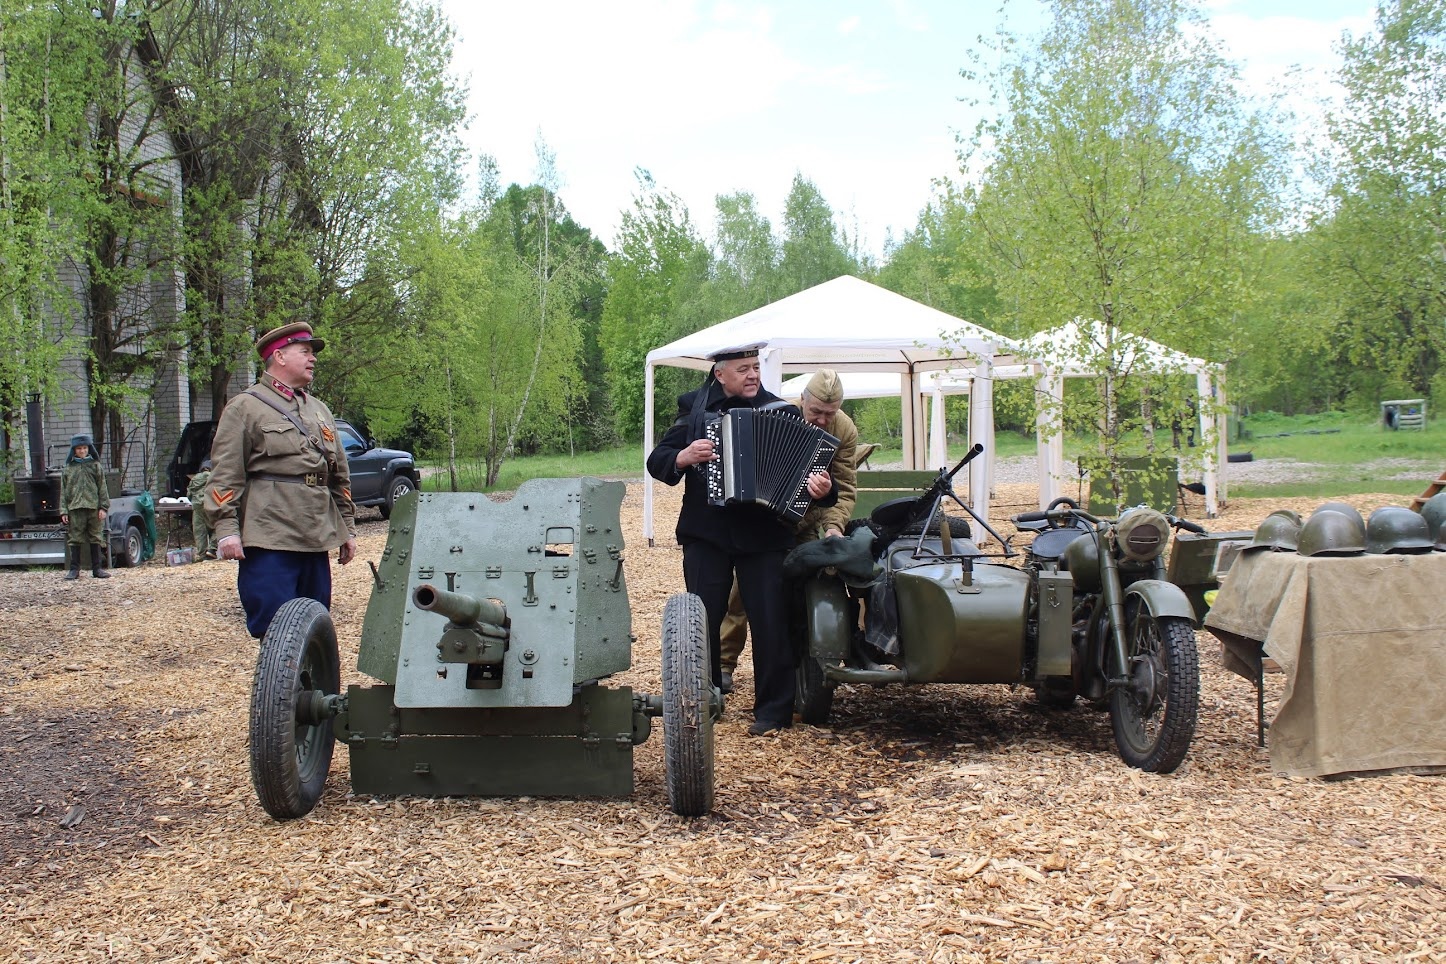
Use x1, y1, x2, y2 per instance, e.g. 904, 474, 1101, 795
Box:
1173, 518, 1207, 534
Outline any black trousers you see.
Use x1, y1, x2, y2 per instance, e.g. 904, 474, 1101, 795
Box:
684, 540, 795, 726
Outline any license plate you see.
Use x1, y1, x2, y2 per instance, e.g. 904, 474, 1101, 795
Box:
1, 528, 63, 540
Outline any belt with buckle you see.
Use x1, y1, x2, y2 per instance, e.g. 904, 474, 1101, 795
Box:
254, 471, 327, 486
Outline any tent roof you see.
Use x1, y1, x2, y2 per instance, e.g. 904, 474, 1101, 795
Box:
646, 276, 1016, 374
1020, 320, 1215, 377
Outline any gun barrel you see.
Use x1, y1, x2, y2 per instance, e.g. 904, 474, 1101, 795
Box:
413, 584, 507, 628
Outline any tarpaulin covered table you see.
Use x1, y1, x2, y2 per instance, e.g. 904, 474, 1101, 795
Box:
1204, 549, 1446, 778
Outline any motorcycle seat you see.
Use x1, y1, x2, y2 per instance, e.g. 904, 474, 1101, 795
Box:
1028, 526, 1089, 561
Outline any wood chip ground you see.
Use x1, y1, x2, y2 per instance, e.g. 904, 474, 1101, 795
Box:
1, 482, 1442, 963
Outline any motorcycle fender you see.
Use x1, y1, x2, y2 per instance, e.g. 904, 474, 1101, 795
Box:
804, 575, 851, 662
1123, 579, 1197, 622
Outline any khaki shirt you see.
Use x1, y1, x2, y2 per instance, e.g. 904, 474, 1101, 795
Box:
797, 407, 859, 538
204, 377, 356, 551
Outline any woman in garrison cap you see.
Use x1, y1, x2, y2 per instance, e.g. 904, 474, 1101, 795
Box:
646, 345, 837, 736
204, 322, 358, 639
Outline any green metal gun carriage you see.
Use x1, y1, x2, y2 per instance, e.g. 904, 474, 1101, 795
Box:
247, 477, 718, 820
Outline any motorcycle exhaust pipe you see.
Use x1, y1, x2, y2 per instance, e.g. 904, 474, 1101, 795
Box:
822, 664, 907, 685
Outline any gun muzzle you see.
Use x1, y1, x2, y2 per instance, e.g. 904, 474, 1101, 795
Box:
413, 584, 508, 630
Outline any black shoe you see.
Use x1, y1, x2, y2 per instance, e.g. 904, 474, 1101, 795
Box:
91, 567, 111, 579
64, 567, 79, 581
720, 672, 734, 695
747, 719, 789, 737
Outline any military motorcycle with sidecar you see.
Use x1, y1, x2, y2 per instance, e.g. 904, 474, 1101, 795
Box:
791, 445, 1204, 772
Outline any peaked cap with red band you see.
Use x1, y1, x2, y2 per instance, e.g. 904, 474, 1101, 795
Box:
257, 322, 326, 360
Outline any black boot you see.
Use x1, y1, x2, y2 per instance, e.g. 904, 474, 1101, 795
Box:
65, 561, 80, 581
91, 544, 111, 579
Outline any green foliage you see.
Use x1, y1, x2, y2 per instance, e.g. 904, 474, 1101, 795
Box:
876, 186, 1002, 327
0, 2, 90, 420
778, 172, 858, 295
599, 170, 711, 441
1307, 0, 1446, 397
956, 0, 1287, 496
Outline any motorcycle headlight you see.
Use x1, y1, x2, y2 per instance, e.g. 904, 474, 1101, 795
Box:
1115, 507, 1169, 563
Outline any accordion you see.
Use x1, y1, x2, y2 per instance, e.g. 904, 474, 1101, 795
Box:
701, 408, 840, 523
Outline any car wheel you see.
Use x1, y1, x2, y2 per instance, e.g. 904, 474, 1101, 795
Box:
121, 523, 144, 567
379, 474, 416, 520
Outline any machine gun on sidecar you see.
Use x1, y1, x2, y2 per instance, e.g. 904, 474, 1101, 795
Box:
791, 445, 1204, 772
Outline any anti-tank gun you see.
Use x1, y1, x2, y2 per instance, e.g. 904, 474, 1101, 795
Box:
247, 477, 718, 820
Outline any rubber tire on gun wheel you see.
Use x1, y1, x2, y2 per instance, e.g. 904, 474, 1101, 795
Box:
1109, 607, 1199, 773
249, 598, 340, 819
661, 592, 714, 817
379, 475, 415, 520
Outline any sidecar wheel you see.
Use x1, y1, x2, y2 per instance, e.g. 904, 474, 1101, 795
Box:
1109, 611, 1199, 773
661, 593, 714, 817
1033, 677, 1077, 709
249, 598, 339, 820
795, 656, 835, 725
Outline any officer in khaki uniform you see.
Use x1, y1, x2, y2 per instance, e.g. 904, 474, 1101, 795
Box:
718, 369, 858, 692
205, 322, 358, 638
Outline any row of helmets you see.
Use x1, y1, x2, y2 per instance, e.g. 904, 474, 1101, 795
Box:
1245, 495, 1446, 558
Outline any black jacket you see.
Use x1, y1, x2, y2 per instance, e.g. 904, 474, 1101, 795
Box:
647, 380, 838, 553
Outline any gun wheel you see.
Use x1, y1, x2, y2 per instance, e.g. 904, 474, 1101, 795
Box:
249, 598, 340, 820
1110, 610, 1199, 773
661, 592, 714, 817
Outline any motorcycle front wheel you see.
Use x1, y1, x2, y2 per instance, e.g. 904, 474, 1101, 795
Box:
1109, 608, 1199, 773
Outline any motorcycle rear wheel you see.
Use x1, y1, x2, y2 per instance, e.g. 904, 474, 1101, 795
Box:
1109, 610, 1198, 773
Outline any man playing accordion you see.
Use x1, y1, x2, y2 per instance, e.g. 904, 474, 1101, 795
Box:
647, 344, 837, 735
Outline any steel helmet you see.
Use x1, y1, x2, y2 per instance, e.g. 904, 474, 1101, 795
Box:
1243, 513, 1300, 553
1265, 508, 1302, 527
1419, 491, 1446, 544
1314, 501, 1364, 530
1365, 505, 1435, 554
1297, 509, 1366, 557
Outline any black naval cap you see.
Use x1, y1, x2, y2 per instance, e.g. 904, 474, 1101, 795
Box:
710, 342, 764, 363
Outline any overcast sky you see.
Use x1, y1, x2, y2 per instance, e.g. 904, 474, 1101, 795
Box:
434, 0, 1378, 258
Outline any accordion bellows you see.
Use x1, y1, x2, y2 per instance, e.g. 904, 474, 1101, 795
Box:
702, 408, 840, 523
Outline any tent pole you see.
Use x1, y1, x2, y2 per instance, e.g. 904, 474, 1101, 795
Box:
644, 362, 657, 546
1037, 370, 1065, 509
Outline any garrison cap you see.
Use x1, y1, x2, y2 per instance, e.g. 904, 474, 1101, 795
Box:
710, 342, 764, 363
804, 369, 844, 404
257, 322, 326, 360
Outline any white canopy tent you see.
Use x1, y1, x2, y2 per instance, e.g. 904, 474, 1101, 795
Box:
779, 365, 1034, 471
778, 321, 1227, 517
642, 276, 1018, 544
1014, 321, 1228, 517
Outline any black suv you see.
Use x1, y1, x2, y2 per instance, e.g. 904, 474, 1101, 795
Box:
167, 417, 420, 519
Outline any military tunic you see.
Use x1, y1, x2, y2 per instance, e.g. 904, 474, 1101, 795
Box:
204, 377, 356, 551
795, 407, 859, 539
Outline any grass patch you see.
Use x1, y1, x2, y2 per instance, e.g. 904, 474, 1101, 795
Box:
420, 446, 642, 493
1231, 479, 1425, 499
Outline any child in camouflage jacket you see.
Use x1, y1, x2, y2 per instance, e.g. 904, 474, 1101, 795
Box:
60, 434, 110, 580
